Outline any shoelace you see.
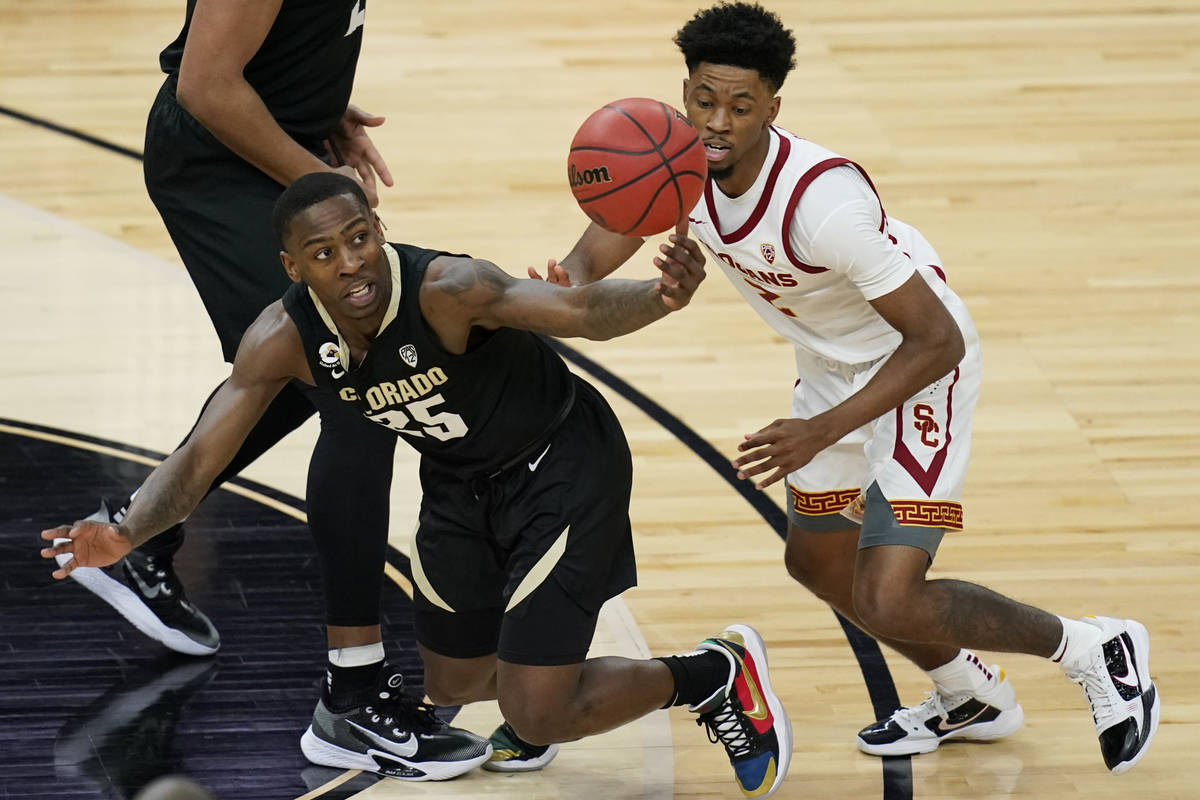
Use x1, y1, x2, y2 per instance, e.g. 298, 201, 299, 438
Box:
364, 678, 442, 734
892, 691, 950, 730
128, 553, 182, 598
1066, 652, 1117, 727
696, 696, 753, 758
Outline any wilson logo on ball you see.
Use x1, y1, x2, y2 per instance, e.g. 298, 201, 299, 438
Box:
568, 164, 614, 187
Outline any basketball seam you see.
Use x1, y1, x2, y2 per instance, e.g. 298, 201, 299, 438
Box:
602, 102, 687, 235
575, 139, 702, 205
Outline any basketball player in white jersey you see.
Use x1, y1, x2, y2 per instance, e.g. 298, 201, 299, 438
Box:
535, 1, 1158, 775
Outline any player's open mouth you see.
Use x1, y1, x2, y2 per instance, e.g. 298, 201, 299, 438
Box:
345, 281, 375, 306
705, 143, 730, 162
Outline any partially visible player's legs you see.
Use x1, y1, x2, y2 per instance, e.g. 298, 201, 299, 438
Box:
851, 507, 1159, 773
303, 388, 394, 707
783, 345, 1027, 759
297, 390, 492, 782
782, 514, 1024, 757
417, 579, 793, 799
784, 522, 961, 669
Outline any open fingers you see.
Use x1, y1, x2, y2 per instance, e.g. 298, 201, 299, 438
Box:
361, 141, 394, 187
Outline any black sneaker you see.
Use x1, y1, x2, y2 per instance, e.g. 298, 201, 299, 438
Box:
482, 721, 559, 772
300, 668, 492, 781
1063, 616, 1160, 774
56, 499, 220, 656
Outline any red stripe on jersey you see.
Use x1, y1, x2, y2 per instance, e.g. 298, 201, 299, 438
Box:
781, 157, 888, 273
704, 128, 791, 244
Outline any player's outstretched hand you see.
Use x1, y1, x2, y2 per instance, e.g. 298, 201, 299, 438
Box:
732, 417, 833, 490
654, 218, 706, 311
527, 259, 572, 286
327, 104, 394, 207
40, 520, 133, 580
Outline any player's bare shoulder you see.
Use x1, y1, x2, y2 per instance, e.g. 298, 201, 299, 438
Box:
231, 300, 312, 384
422, 254, 512, 304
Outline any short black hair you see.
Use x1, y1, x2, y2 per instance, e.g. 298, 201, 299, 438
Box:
673, 2, 796, 93
272, 172, 370, 250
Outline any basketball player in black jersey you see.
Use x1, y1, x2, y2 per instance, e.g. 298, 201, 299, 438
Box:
44, 173, 794, 797
64, 0, 410, 748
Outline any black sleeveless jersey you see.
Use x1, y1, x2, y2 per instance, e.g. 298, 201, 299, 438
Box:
282, 243, 578, 476
159, 0, 365, 143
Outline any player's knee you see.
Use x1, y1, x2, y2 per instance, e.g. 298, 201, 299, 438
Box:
497, 698, 567, 746
784, 536, 845, 602
423, 671, 488, 707
851, 579, 913, 640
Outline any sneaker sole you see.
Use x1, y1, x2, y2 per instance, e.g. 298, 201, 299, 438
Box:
481, 743, 560, 773
856, 703, 1025, 757
55, 550, 218, 657
1109, 619, 1160, 775
300, 726, 491, 781
725, 623, 793, 798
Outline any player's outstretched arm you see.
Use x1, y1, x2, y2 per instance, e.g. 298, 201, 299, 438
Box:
424, 224, 705, 348
535, 222, 647, 286
39, 306, 305, 577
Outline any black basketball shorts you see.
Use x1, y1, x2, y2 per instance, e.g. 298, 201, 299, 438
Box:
411, 378, 637, 666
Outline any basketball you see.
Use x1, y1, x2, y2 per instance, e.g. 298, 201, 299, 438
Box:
568, 97, 707, 237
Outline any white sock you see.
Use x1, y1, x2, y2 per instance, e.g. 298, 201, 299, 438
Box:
1050, 616, 1101, 672
328, 641, 386, 668
927, 649, 997, 697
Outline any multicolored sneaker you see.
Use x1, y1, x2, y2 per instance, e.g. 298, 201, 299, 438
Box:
481, 721, 559, 772
1062, 616, 1160, 774
692, 624, 792, 799
301, 669, 491, 781
856, 666, 1024, 756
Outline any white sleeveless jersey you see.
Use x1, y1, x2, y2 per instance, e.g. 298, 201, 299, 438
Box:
688, 126, 959, 365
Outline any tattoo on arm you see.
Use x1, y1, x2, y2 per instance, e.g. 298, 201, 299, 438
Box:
119, 451, 210, 549
576, 279, 666, 340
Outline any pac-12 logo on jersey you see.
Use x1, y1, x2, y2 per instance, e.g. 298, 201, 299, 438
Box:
760, 243, 776, 264
346, 0, 366, 37
318, 341, 346, 379
399, 344, 418, 368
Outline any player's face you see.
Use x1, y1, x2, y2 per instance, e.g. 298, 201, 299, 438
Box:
683, 63, 780, 195
280, 194, 390, 323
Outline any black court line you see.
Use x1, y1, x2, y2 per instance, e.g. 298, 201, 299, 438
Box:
0, 104, 143, 161
8, 105, 914, 798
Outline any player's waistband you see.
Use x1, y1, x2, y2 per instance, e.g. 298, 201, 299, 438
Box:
478, 378, 578, 480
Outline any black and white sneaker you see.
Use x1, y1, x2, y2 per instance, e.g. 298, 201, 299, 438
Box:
55, 499, 219, 656
1063, 616, 1160, 774
857, 666, 1024, 756
301, 668, 491, 781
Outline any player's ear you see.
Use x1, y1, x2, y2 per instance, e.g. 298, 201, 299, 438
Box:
682, 77, 690, 105
280, 251, 302, 283
372, 212, 387, 240
767, 95, 781, 125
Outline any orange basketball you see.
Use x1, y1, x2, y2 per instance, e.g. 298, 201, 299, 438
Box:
568, 97, 707, 237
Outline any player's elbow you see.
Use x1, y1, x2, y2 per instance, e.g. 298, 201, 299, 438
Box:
174, 69, 227, 127
933, 321, 965, 370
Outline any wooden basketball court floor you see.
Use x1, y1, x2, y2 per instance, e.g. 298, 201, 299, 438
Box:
1, 1, 1197, 798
